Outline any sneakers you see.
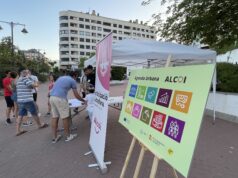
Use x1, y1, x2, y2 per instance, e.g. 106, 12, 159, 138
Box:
45, 112, 51, 116
65, 134, 77, 142
52, 135, 62, 143
5, 118, 12, 125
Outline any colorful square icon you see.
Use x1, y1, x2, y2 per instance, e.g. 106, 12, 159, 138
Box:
145, 87, 158, 103
140, 107, 152, 125
164, 116, 185, 143
150, 111, 166, 132
171, 90, 193, 113
129, 84, 138, 97
156, 88, 173, 108
125, 101, 134, 114
136, 86, 147, 100
132, 103, 142, 118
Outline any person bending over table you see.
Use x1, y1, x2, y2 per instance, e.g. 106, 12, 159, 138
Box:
50, 71, 85, 143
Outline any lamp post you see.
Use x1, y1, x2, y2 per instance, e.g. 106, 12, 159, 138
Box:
0, 20, 28, 56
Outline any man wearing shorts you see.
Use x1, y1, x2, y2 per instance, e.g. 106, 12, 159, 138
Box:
16, 69, 48, 136
2, 70, 14, 125
50, 71, 85, 143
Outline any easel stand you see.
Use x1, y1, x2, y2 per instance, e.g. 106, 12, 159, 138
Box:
120, 136, 179, 178
120, 55, 179, 178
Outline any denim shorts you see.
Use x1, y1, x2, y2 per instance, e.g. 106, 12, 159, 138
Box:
18, 101, 37, 117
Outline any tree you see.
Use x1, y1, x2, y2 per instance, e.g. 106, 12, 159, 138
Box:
142, 0, 238, 54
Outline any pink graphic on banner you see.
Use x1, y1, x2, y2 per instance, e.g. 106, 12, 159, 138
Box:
96, 34, 112, 90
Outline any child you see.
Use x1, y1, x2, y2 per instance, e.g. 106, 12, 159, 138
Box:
84, 85, 95, 122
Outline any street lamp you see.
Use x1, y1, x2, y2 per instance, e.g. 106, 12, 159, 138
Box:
0, 20, 28, 56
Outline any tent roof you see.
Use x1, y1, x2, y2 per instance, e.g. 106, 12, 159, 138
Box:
84, 39, 216, 67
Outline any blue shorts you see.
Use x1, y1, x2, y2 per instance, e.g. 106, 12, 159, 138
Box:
18, 101, 38, 117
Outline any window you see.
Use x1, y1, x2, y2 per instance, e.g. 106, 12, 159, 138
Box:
119, 25, 122, 28
70, 16, 77, 20
85, 25, 90, 29
119, 37, 122, 40
60, 44, 69, 48
79, 24, 84, 28
86, 52, 91, 56
80, 38, 84, 42
60, 37, 69, 41
133, 27, 136, 30
151, 30, 154, 33
124, 26, 130, 30
80, 52, 85, 55
137, 28, 140, 31
70, 23, 77, 27
142, 29, 145, 32
113, 24, 117, 27
118, 31, 122, 34
85, 19, 89, 22
97, 27, 102, 31
97, 33, 102, 37
137, 33, 141, 37
60, 16, 68, 20
85, 32, 90, 36
61, 51, 69, 55
60, 30, 69, 34
113, 36, 117, 40
146, 30, 149, 32
142, 34, 145, 37
92, 46, 96, 50
133, 32, 136, 36
146, 35, 149, 38
124, 32, 131, 35
71, 37, 78, 41
60, 23, 68, 27
79, 18, 84, 21
103, 22, 111, 26
86, 38, 90, 42
92, 39, 97, 43
91, 26, 96, 30
80, 45, 85, 49
86, 45, 90, 49
113, 30, 117, 33
97, 21, 101, 24
79, 31, 84, 36
151, 36, 154, 39
61, 58, 69, 62
103, 28, 111, 32
70, 30, 78, 34
91, 20, 96, 23
71, 44, 78, 48
71, 51, 78, 55
92, 33, 96, 37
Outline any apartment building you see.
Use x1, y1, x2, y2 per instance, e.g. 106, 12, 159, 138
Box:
59, 10, 156, 69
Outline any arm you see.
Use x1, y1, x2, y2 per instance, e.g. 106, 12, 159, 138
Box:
72, 89, 85, 102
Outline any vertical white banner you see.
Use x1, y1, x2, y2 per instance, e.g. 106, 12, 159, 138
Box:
89, 33, 112, 172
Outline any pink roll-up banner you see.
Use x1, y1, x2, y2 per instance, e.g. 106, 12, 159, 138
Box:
89, 33, 112, 173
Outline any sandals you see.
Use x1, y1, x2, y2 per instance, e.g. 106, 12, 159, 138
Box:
39, 123, 48, 129
16, 130, 27, 136
52, 135, 62, 143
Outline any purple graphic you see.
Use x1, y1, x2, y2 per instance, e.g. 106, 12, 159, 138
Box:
132, 103, 142, 118
164, 116, 185, 143
156, 88, 173, 108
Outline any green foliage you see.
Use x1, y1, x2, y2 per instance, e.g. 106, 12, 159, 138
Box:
79, 57, 88, 68
142, 0, 238, 54
216, 63, 238, 93
111, 66, 126, 80
0, 36, 51, 86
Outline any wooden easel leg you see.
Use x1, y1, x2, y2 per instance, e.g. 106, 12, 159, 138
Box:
172, 168, 179, 178
149, 156, 160, 178
133, 146, 146, 178
120, 137, 136, 178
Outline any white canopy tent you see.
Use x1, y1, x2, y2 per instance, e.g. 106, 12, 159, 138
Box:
85, 39, 217, 122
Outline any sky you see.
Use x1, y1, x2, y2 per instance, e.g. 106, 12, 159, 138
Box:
0, 0, 164, 61
0, 0, 236, 63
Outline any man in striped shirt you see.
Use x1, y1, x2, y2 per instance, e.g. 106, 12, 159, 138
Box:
16, 69, 48, 136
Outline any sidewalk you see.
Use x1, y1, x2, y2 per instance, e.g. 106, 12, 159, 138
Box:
0, 82, 238, 178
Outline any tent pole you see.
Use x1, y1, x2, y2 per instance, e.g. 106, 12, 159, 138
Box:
212, 63, 217, 124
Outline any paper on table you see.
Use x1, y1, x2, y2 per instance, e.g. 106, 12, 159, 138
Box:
68, 99, 82, 108
108, 96, 123, 104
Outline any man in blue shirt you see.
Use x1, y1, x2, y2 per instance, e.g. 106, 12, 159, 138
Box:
50, 71, 85, 143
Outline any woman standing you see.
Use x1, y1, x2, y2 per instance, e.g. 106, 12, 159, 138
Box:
46, 74, 55, 116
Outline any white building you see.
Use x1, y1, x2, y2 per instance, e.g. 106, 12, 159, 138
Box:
59, 10, 157, 69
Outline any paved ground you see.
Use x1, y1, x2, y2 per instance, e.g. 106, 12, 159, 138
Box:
0, 82, 238, 178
